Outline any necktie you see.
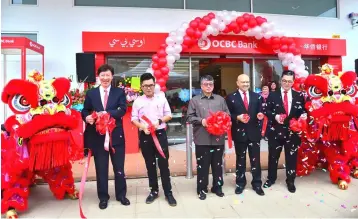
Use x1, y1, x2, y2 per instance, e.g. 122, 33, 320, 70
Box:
283, 91, 289, 115
103, 89, 108, 110
243, 92, 249, 111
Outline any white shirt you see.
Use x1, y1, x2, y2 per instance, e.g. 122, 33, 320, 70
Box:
239, 89, 249, 105
99, 85, 111, 109
281, 88, 292, 115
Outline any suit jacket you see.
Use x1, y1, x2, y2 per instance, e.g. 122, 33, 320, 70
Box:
226, 90, 262, 143
264, 90, 305, 142
81, 86, 127, 152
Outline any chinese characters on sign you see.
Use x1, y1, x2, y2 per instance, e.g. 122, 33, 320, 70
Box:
302, 43, 328, 51
109, 38, 145, 48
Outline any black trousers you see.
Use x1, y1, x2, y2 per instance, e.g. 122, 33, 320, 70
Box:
267, 136, 299, 183
140, 129, 172, 195
195, 145, 224, 194
234, 140, 262, 188
93, 144, 127, 201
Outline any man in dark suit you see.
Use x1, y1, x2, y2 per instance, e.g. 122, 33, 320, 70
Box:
263, 70, 306, 193
82, 64, 130, 209
226, 74, 265, 196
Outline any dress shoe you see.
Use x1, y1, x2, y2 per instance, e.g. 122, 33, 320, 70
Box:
117, 197, 130, 206
263, 180, 275, 188
198, 191, 207, 200
211, 187, 224, 197
145, 191, 159, 204
235, 186, 244, 194
287, 182, 296, 193
253, 187, 265, 196
165, 192, 177, 206
99, 200, 108, 209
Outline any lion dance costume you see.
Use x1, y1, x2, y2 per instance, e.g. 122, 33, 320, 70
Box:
291, 64, 358, 190
1, 71, 83, 218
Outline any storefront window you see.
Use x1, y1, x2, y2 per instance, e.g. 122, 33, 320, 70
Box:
253, 0, 337, 18
107, 57, 190, 146
74, 0, 184, 9
186, 0, 250, 12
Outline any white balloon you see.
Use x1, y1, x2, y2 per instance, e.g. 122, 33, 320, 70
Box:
288, 63, 297, 71
174, 53, 180, 60
278, 52, 285, 60
293, 55, 302, 62
155, 84, 161, 94
167, 63, 174, 70
263, 31, 272, 39
173, 44, 182, 53
255, 33, 263, 40
230, 11, 238, 19
282, 60, 290, 67
201, 32, 208, 40
145, 68, 154, 74
217, 11, 224, 19
181, 22, 189, 29
169, 31, 177, 37
276, 30, 285, 37
205, 25, 214, 35
267, 22, 275, 31
218, 22, 226, 31
176, 27, 186, 36
166, 55, 176, 65
210, 18, 220, 28
165, 37, 175, 46
261, 22, 270, 32
302, 70, 309, 77
174, 36, 183, 45
284, 53, 294, 62
212, 29, 219, 36
223, 15, 232, 24
245, 29, 254, 36
165, 46, 175, 55
252, 26, 262, 35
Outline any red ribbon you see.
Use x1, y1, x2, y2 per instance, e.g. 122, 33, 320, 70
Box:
141, 115, 166, 158
91, 112, 116, 153
261, 115, 268, 137
79, 149, 92, 219
206, 111, 233, 149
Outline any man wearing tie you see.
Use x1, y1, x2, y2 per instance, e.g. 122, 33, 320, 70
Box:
226, 74, 265, 196
263, 70, 305, 193
82, 64, 130, 209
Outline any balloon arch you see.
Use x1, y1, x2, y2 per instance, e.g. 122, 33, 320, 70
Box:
148, 11, 309, 92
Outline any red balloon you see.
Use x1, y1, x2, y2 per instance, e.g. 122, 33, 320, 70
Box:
159, 44, 167, 49
280, 36, 288, 45
228, 21, 238, 31
233, 27, 241, 34
248, 18, 257, 28
263, 38, 271, 45
222, 27, 230, 33
161, 66, 169, 75
152, 54, 159, 62
163, 74, 169, 81
198, 22, 207, 31
160, 86, 167, 92
157, 78, 166, 87
294, 48, 301, 55
208, 12, 215, 18
272, 44, 280, 50
158, 58, 167, 67
271, 37, 280, 45
182, 44, 189, 51
202, 16, 211, 25
243, 13, 251, 21
183, 35, 192, 45
280, 45, 288, 53
186, 28, 195, 37
241, 23, 249, 31
152, 63, 160, 70
194, 17, 201, 23
256, 16, 266, 25
236, 17, 245, 25
154, 70, 162, 78
194, 30, 202, 39
157, 49, 167, 58
286, 38, 294, 45
288, 45, 296, 53
189, 20, 199, 29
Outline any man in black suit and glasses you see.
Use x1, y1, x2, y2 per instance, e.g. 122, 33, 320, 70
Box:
82, 64, 130, 209
263, 70, 306, 193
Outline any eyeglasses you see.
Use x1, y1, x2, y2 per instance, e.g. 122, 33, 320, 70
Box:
202, 82, 214, 87
282, 80, 294, 84
142, 84, 155, 89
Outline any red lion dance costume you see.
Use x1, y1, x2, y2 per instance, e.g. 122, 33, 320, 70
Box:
291, 64, 358, 190
1, 71, 83, 218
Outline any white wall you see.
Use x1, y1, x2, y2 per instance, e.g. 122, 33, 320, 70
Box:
1, 0, 358, 81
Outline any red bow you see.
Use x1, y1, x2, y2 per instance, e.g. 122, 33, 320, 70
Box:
206, 111, 233, 148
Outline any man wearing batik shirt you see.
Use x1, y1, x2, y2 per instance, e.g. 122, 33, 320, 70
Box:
131, 73, 177, 206
187, 75, 231, 200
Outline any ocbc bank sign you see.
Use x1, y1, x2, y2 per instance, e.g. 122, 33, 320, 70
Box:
198, 38, 258, 51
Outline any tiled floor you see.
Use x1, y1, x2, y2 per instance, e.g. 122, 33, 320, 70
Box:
19, 169, 358, 218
